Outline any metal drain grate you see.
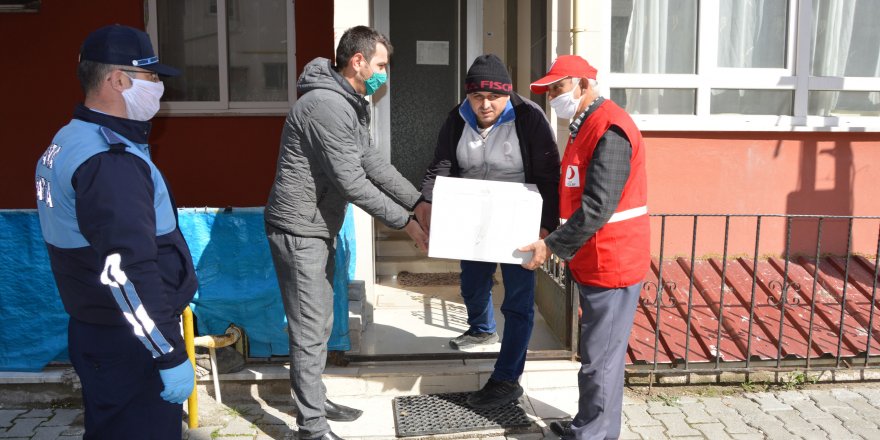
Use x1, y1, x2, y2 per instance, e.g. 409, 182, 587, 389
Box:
392, 392, 531, 437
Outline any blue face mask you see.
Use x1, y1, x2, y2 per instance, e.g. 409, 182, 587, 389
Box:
364, 72, 387, 96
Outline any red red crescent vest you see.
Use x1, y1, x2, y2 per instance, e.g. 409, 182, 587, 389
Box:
559, 99, 650, 288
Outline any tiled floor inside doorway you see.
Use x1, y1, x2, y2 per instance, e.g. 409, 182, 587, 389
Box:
358, 275, 565, 356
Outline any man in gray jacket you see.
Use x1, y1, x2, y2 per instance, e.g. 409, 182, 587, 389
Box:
265, 26, 428, 440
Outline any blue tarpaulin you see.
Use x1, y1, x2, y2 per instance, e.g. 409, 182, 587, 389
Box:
0, 207, 355, 371
330, 206, 356, 351
0, 211, 69, 371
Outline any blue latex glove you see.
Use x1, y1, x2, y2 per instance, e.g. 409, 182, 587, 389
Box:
159, 359, 194, 404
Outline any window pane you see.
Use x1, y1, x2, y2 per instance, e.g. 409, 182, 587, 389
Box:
718, 0, 788, 68
809, 91, 880, 116
812, 0, 880, 77
0, 1, 40, 12
158, 0, 220, 101
710, 89, 792, 115
611, 88, 696, 114
611, 0, 697, 74
227, 0, 288, 101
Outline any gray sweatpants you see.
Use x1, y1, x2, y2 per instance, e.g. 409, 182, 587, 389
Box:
569, 282, 641, 440
266, 223, 336, 438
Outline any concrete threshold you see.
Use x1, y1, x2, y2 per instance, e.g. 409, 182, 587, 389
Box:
199, 358, 581, 403
0, 358, 581, 406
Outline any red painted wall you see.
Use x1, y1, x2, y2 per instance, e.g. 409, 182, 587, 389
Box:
643, 132, 880, 256
1, 3, 877, 257
0, 0, 333, 209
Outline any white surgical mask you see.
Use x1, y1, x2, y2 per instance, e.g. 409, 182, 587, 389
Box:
122, 78, 164, 121
549, 78, 581, 120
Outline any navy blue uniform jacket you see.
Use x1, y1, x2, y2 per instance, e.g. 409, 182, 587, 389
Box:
35, 104, 198, 369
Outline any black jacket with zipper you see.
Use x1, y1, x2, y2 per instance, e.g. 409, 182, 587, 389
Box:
420, 93, 561, 232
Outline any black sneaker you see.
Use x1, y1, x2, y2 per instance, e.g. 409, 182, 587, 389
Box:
466, 378, 523, 409
449, 330, 499, 351
549, 420, 572, 437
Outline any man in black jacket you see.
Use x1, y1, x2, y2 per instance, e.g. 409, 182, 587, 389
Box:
415, 54, 560, 409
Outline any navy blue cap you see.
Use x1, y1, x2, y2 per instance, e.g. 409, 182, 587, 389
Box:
79, 24, 180, 77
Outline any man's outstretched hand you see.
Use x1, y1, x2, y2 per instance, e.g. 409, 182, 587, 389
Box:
405, 218, 429, 252
519, 239, 549, 270
413, 201, 432, 234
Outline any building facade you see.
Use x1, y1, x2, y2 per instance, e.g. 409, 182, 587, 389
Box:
1, 0, 878, 303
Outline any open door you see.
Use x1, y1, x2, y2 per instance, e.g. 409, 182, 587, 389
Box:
358, 0, 571, 362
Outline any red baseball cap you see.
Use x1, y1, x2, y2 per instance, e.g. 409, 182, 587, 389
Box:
530, 55, 597, 94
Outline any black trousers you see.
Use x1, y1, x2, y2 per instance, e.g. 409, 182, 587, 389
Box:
68, 318, 182, 440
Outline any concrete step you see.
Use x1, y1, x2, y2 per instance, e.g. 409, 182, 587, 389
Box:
0, 360, 582, 405
204, 359, 582, 402
376, 238, 423, 257
373, 222, 460, 275
348, 302, 363, 355
347, 280, 370, 356
375, 256, 460, 276
375, 223, 408, 240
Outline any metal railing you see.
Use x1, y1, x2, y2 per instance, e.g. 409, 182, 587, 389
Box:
542, 214, 880, 374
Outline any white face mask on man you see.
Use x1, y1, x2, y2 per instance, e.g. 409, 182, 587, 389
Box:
122, 78, 165, 121
549, 78, 581, 120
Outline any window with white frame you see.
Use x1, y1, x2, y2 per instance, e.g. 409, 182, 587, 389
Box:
146, 0, 296, 114
604, 0, 880, 131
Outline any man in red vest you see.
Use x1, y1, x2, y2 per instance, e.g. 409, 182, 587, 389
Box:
519, 55, 650, 440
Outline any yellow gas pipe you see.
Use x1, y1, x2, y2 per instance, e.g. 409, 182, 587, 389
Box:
182, 306, 198, 429
183, 308, 244, 428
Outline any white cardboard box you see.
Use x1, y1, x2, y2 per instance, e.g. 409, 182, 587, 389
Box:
428, 176, 543, 264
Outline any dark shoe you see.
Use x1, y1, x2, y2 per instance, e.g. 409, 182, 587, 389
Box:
324, 399, 363, 422
549, 420, 572, 437
300, 430, 344, 440
466, 378, 524, 409
449, 330, 499, 351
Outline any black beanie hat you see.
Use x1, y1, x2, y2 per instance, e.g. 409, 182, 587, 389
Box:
465, 54, 512, 95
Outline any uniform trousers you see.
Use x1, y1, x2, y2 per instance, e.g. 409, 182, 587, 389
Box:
68, 318, 183, 440
568, 282, 641, 440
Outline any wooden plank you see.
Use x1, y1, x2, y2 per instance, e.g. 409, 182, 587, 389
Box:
689, 258, 779, 362
723, 258, 810, 360
795, 257, 880, 356
830, 256, 880, 302
675, 258, 744, 362
627, 261, 675, 365
651, 259, 718, 364
854, 256, 880, 288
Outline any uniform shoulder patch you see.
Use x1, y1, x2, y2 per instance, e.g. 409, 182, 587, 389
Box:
99, 127, 128, 153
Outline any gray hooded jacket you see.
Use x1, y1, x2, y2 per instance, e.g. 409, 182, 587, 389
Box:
265, 58, 421, 238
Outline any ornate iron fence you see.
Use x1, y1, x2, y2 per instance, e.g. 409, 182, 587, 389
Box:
543, 214, 880, 373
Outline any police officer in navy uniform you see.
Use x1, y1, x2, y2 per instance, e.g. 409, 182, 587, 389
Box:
35, 24, 197, 439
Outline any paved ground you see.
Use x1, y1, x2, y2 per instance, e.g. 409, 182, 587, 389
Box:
3, 382, 880, 439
